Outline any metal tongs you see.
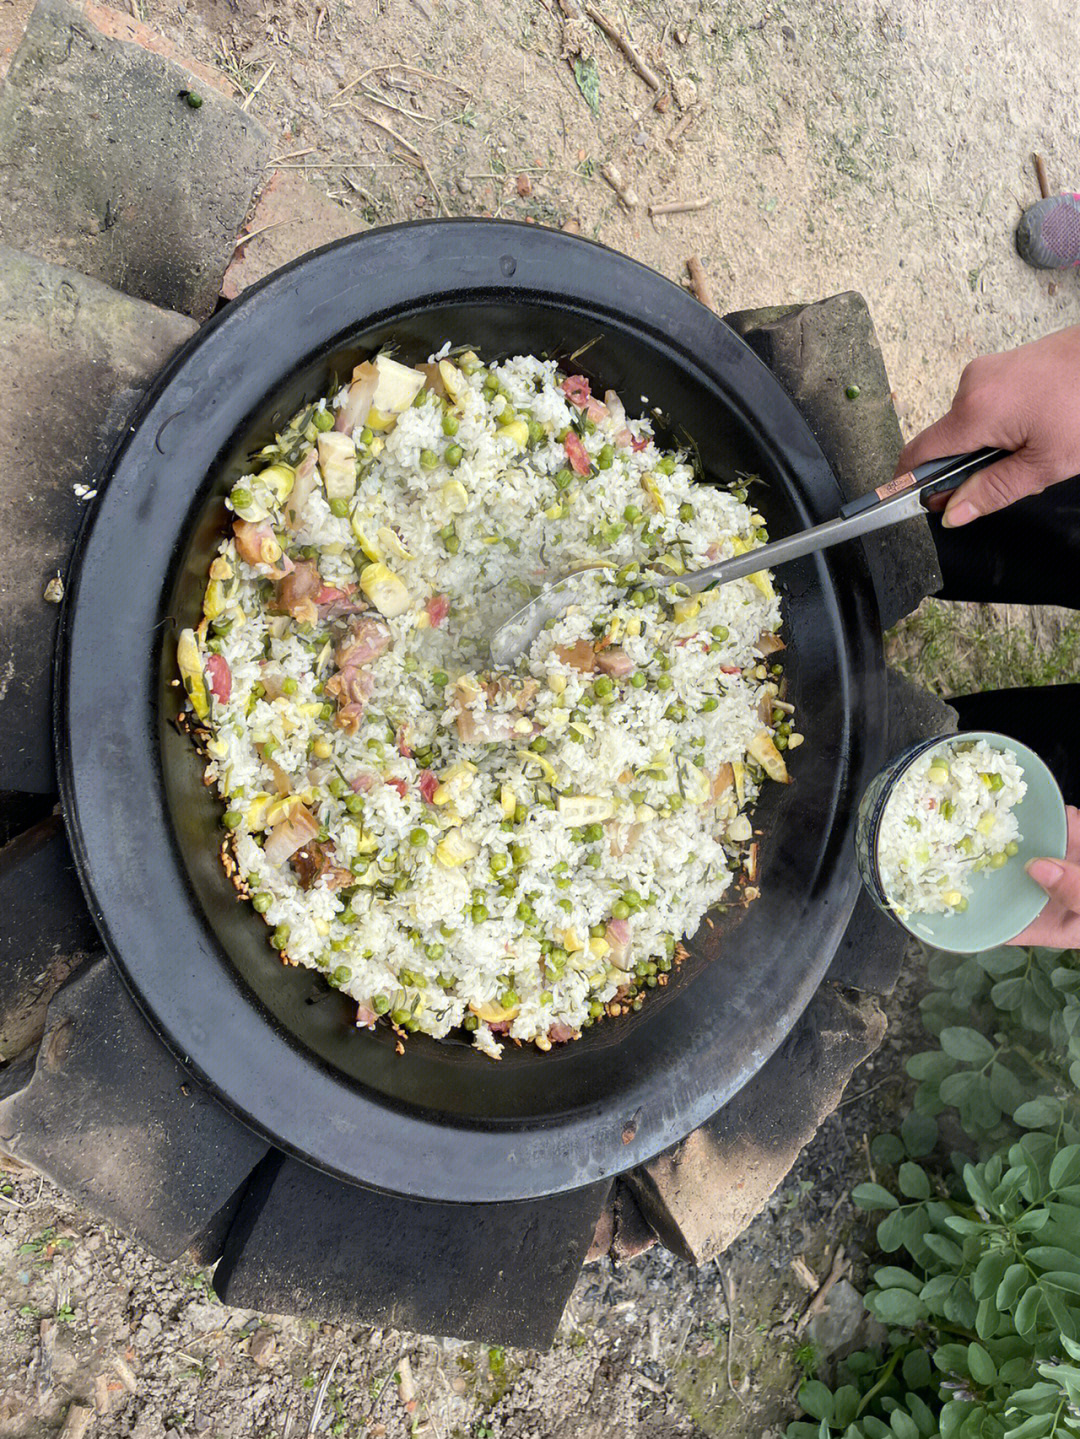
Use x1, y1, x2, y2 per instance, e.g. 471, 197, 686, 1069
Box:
489, 448, 1008, 667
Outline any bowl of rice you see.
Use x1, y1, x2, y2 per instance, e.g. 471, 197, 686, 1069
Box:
856, 731, 1067, 951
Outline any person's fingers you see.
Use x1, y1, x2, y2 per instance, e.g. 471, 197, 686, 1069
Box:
896, 406, 987, 477
939, 452, 1050, 527
1026, 856, 1080, 909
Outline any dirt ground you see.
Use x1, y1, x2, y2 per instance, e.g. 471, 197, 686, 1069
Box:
2, 0, 1080, 1435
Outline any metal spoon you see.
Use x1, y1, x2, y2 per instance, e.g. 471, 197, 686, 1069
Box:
489, 448, 1007, 668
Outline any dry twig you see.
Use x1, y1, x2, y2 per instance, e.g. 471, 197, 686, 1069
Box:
241, 61, 276, 112
600, 162, 639, 209
332, 63, 472, 108
716, 1261, 744, 1405
1033, 152, 1050, 199
686, 255, 715, 311
667, 111, 697, 147
795, 1245, 850, 1334
583, 4, 661, 89
233, 219, 298, 252
790, 1255, 820, 1291
362, 111, 449, 216
58, 1406, 93, 1439
648, 196, 711, 217
307, 1353, 343, 1435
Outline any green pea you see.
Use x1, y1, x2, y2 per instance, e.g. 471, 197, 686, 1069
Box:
701, 696, 719, 713
554, 468, 574, 492
678, 502, 694, 522
409, 828, 429, 847
656, 674, 673, 691
420, 448, 439, 471
584, 822, 604, 843
622, 889, 642, 910
272, 924, 291, 949
320, 702, 335, 720
327, 497, 348, 518
612, 900, 631, 920
586, 852, 602, 868
555, 876, 571, 890
372, 994, 391, 1014
490, 852, 509, 875
665, 702, 686, 721
528, 419, 545, 446
312, 407, 335, 432
529, 736, 548, 753
251, 681, 266, 700
471, 902, 488, 924
657, 456, 676, 475
483, 373, 499, 393
668, 794, 684, 813
331, 965, 351, 986
514, 803, 527, 824
516, 901, 535, 922
501, 988, 520, 1007
593, 675, 614, 697
597, 444, 614, 470
511, 842, 530, 866
711, 625, 730, 641
623, 505, 642, 524
444, 532, 460, 555
252, 891, 273, 913
627, 671, 646, 690
845, 384, 861, 400
230, 486, 253, 511
222, 809, 242, 829
346, 794, 364, 814
360, 426, 374, 446
445, 443, 463, 468
630, 589, 647, 608
442, 412, 460, 436
630, 789, 647, 804
281, 676, 299, 696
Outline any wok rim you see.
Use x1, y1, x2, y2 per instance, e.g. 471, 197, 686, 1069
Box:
56, 219, 886, 1201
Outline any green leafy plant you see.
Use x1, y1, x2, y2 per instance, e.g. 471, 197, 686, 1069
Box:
787, 948, 1080, 1439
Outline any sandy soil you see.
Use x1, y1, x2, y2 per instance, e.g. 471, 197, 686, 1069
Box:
1, 0, 1079, 1434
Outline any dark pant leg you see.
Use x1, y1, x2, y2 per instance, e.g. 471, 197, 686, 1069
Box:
928, 475, 1080, 608
949, 686, 1080, 806
927, 477, 1080, 805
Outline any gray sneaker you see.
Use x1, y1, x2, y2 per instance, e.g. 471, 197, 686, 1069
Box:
1016, 193, 1080, 269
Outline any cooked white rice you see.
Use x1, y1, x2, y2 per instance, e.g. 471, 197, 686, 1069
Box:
877, 738, 1025, 917
178, 349, 796, 1057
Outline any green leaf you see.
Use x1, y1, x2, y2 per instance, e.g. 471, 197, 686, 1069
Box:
900, 1112, 938, 1159
976, 946, 1028, 975
873, 1266, 923, 1294
967, 1342, 995, 1385
843, 1350, 878, 1377
852, 1183, 899, 1211
902, 1348, 933, 1389
572, 57, 601, 116
877, 1209, 907, 1252
940, 1071, 978, 1106
1015, 1284, 1044, 1338
939, 1400, 972, 1439
867, 1287, 926, 1327
924, 1233, 965, 1265
989, 1062, 1028, 1114
797, 1380, 834, 1423
940, 1027, 995, 1063
907, 1050, 956, 1081
890, 1412, 919, 1439
905, 1394, 936, 1438
963, 1163, 997, 1213
863, 1420, 893, 1439
990, 976, 1027, 1010
974, 1296, 999, 1340
1050, 1144, 1080, 1190
871, 1133, 907, 1167
997, 1263, 1031, 1310
934, 1343, 971, 1375
832, 1385, 860, 1429
1041, 1269, 1080, 1294
1027, 1246, 1080, 1274
1011, 1209, 1050, 1233
898, 1163, 931, 1200
1002, 1416, 1054, 1439
972, 1252, 1010, 1301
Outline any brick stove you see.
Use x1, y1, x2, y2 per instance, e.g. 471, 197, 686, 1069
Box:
0, 0, 952, 1349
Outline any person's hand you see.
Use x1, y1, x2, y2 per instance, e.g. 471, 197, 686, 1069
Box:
896, 324, 1080, 528
1008, 805, 1080, 946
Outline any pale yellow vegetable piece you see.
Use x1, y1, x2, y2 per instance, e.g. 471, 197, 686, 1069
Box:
372, 354, 426, 413
436, 829, 479, 867
438, 359, 469, 405
350, 511, 382, 561
359, 562, 410, 617
976, 813, 997, 836
557, 795, 615, 825
500, 784, 517, 818
748, 730, 790, 784
311, 737, 333, 760
589, 936, 611, 959
203, 578, 225, 621
244, 793, 273, 830
177, 628, 208, 720
640, 472, 666, 514
260, 463, 295, 504
673, 596, 702, 624
317, 432, 357, 501
470, 999, 520, 1024
440, 479, 469, 514
500, 419, 529, 449
377, 526, 413, 560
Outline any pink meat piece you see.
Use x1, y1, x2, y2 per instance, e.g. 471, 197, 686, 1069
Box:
336, 617, 391, 669
425, 593, 450, 627
548, 1022, 576, 1044
233, 518, 277, 567
205, 653, 232, 702
284, 449, 319, 533
418, 770, 439, 804
274, 560, 322, 624
596, 648, 633, 679
563, 430, 591, 475
561, 374, 591, 407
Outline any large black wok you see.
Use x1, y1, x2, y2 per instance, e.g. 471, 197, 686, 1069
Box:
57, 222, 886, 1203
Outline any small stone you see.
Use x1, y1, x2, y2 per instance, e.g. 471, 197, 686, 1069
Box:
456, 176, 472, 194
671, 75, 697, 110
43, 576, 64, 604
451, 1376, 467, 1394
654, 92, 671, 113
561, 218, 581, 234
674, 27, 688, 43
516, 174, 532, 198
248, 1328, 277, 1367
781, 23, 796, 40
181, 1301, 223, 1333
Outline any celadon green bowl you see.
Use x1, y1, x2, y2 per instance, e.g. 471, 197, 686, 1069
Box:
855, 731, 1068, 953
